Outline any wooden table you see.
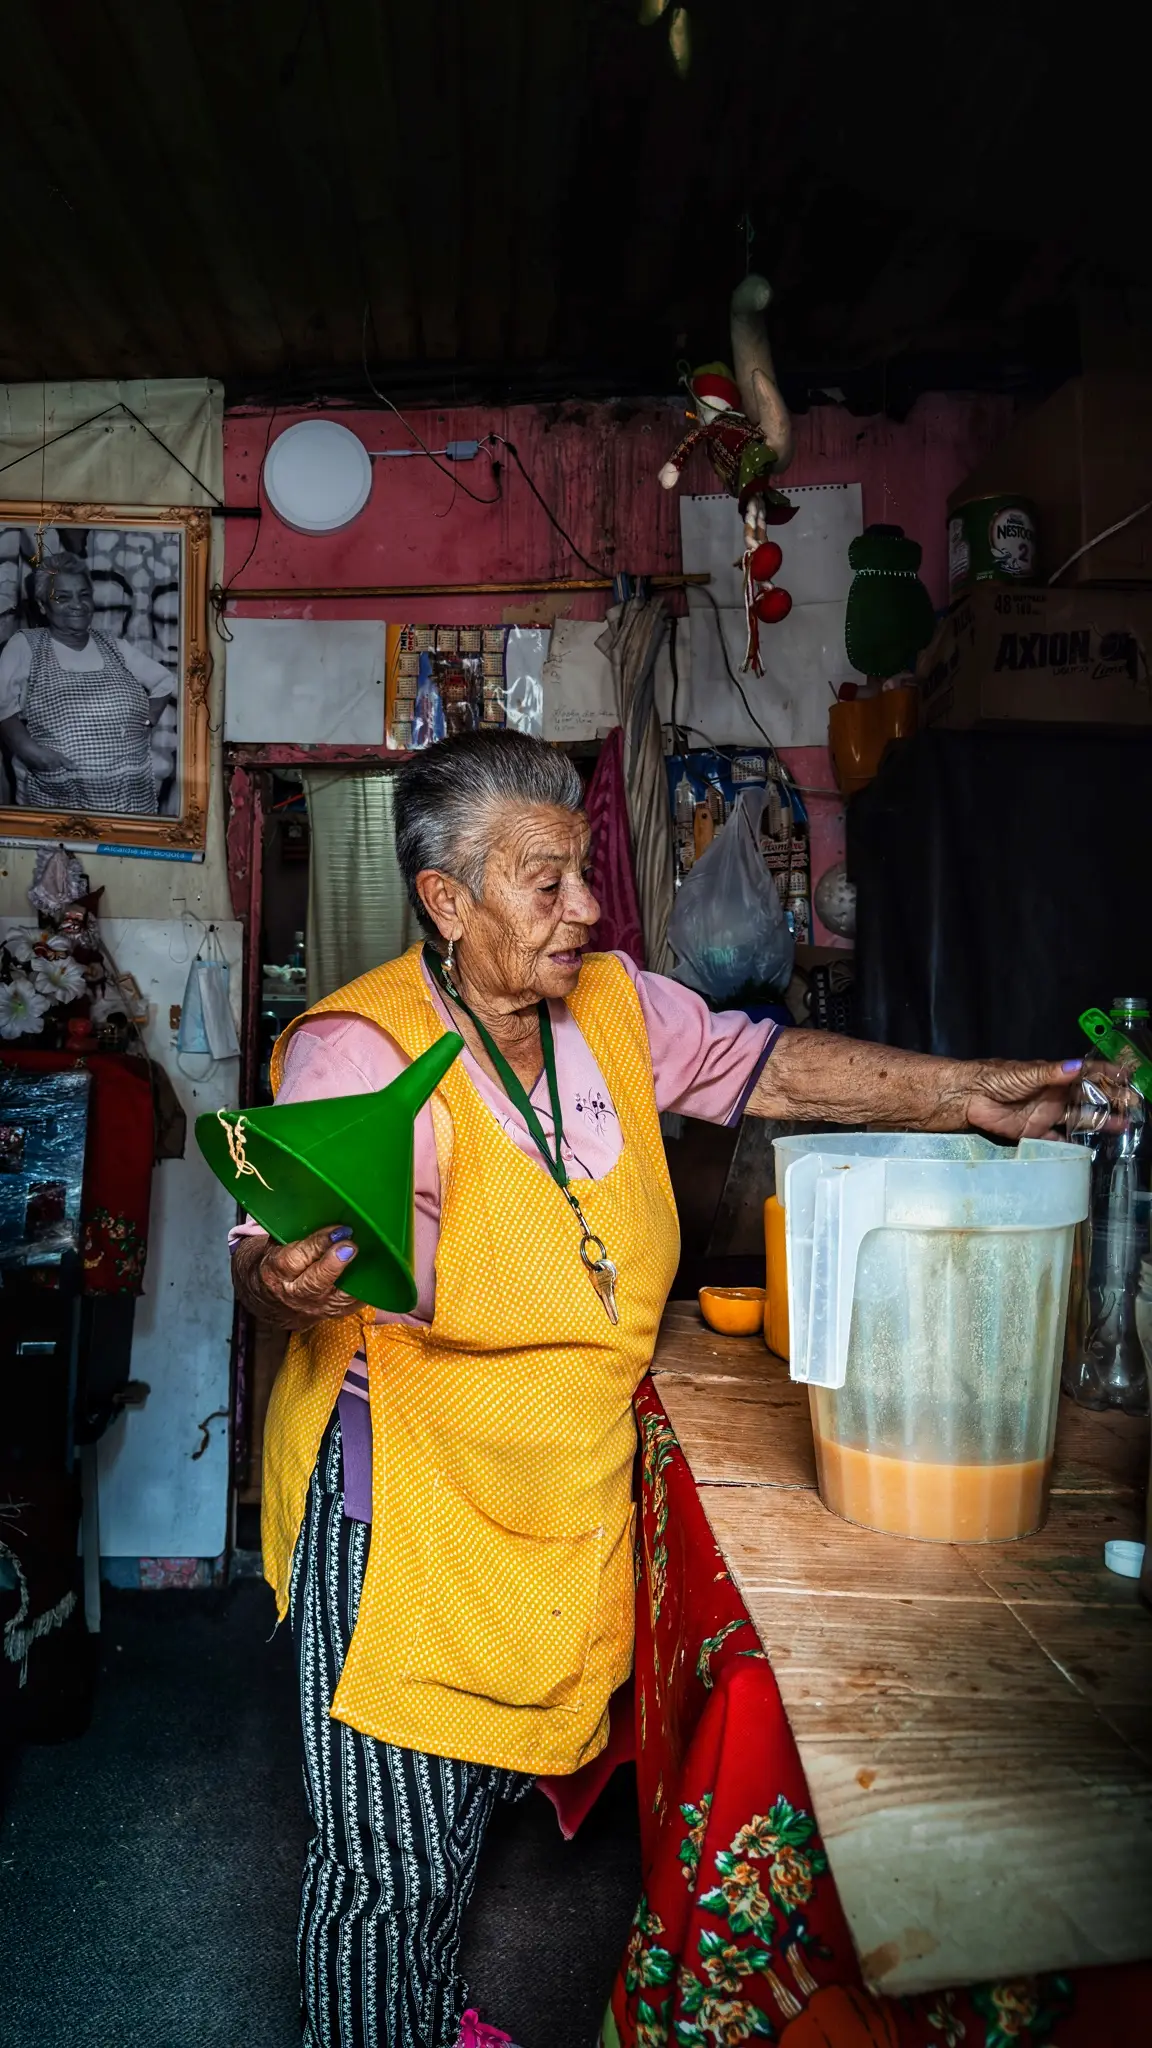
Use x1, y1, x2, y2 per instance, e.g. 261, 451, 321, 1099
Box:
650, 1301, 1152, 1997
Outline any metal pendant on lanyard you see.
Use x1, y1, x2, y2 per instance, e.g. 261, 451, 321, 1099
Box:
424, 944, 618, 1322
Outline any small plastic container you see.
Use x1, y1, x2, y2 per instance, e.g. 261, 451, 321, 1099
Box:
1104, 1540, 1145, 1579
775, 1132, 1090, 1543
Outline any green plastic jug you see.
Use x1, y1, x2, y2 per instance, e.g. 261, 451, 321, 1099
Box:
196, 1032, 464, 1313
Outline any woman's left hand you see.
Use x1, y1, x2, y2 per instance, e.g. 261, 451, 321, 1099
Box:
963, 1058, 1083, 1141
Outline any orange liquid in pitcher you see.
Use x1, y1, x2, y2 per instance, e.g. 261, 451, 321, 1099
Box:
813, 1437, 1052, 1543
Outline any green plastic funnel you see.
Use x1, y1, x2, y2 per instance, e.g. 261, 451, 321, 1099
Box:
196, 1031, 464, 1313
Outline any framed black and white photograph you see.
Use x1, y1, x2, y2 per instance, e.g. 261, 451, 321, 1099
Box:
0, 503, 211, 854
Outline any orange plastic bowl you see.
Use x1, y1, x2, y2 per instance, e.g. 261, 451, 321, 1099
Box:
698, 1285, 767, 1336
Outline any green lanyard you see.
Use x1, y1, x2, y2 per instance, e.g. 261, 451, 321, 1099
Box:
424, 943, 618, 1320
425, 944, 568, 1188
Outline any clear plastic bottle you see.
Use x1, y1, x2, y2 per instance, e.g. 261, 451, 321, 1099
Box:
1062, 1001, 1152, 1414
1111, 995, 1152, 1061
1133, 1257, 1152, 1609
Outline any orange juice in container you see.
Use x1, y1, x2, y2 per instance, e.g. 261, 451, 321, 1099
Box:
762, 1195, 789, 1359
773, 1132, 1090, 1542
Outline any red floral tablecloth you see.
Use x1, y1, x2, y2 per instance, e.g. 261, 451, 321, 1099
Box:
604, 1380, 1150, 2048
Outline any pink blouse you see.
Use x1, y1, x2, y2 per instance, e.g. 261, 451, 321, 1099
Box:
233, 952, 781, 1518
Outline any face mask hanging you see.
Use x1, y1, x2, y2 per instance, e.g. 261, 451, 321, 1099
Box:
177, 928, 239, 1064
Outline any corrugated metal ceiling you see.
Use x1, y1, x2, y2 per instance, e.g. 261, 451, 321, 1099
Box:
5, 1, 1148, 408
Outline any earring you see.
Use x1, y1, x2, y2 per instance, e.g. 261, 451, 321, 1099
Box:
445, 936, 456, 976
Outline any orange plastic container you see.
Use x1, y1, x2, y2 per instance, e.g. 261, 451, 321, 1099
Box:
828, 686, 918, 796
762, 1195, 790, 1359
699, 1285, 766, 1337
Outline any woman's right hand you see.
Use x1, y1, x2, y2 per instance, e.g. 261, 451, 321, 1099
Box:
26, 743, 73, 773
231, 1225, 365, 1330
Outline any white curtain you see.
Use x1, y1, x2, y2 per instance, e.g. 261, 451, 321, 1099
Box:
301, 768, 416, 1005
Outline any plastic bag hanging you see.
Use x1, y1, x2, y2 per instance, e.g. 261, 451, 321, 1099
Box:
177, 928, 238, 1061
667, 788, 794, 1004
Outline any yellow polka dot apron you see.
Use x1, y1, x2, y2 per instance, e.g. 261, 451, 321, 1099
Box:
261, 946, 681, 1776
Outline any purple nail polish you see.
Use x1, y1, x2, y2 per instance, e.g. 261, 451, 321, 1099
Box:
330, 1226, 353, 1242
336, 1244, 357, 1261
1062, 1059, 1084, 1074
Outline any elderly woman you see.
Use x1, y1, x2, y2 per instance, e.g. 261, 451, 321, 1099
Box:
232, 730, 1079, 2048
0, 554, 174, 813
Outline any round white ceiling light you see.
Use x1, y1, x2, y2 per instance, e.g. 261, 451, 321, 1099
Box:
262, 419, 373, 535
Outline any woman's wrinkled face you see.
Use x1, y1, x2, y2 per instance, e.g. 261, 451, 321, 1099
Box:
421, 801, 600, 1008
45, 571, 95, 638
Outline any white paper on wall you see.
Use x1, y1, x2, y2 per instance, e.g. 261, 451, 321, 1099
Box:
679, 485, 862, 746
541, 619, 620, 741
223, 618, 387, 744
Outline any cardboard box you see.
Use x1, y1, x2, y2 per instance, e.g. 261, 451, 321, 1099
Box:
948, 374, 1152, 585
917, 585, 1152, 731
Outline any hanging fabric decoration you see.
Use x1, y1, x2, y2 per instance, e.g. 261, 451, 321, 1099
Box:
657, 276, 797, 674
584, 726, 647, 965
844, 524, 937, 679
596, 598, 676, 974
742, 538, 793, 676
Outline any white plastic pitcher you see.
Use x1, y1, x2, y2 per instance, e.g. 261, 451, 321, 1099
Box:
774, 1133, 1090, 1542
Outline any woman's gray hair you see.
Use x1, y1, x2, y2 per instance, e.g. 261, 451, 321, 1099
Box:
32, 553, 92, 611
395, 729, 584, 943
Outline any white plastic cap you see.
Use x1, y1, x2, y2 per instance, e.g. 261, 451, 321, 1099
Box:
1103, 1539, 1146, 1579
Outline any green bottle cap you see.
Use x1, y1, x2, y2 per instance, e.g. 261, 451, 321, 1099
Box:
1079, 1009, 1152, 1104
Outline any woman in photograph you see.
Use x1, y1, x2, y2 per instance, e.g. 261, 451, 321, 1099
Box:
0, 553, 175, 815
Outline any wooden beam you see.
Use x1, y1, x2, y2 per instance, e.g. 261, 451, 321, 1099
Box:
220, 573, 709, 601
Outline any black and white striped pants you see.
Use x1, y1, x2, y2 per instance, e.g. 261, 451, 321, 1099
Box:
288, 1414, 532, 2048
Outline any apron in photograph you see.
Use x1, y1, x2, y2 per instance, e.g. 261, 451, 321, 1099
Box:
15, 628, 158, 814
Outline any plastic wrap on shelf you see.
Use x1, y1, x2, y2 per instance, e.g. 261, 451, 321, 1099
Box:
385, 624, 548, 750
0, 1066, 90, 1267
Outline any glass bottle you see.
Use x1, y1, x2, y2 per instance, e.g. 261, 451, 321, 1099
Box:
1063, 1012, 1152, 1414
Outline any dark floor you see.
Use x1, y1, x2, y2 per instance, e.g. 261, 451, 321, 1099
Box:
0, 1583, 640, 2048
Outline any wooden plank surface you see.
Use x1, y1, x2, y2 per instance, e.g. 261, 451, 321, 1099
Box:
656, 1376, 817, 1489
651, 1304, 1152, 1994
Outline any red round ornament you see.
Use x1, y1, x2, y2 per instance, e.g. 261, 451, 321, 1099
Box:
754, 586, 793, 624
749, 540, 783, 583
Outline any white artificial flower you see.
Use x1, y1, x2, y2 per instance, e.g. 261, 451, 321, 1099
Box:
32, 956, 87, 1003
2, 927, 39, 964
0, 978, 50, 1040
45, 932, 74, 955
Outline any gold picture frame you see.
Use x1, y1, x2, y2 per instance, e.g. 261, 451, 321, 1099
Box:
0, 502, 211, 855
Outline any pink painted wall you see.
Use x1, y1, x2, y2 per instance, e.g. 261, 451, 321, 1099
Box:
223, 392, 1013, 939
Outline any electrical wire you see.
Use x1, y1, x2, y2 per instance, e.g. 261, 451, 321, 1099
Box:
486, 434, 609, 577
666, 611, 686, 751
213, 408, 279, 641
1048, 495, 1152, 585
695, 582, 789, 769
360, 306, 502, 506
